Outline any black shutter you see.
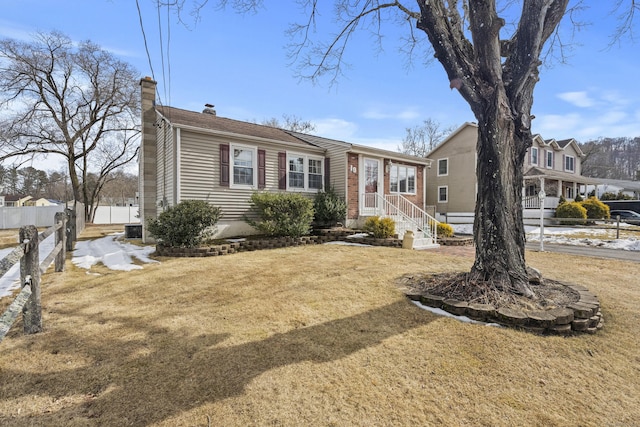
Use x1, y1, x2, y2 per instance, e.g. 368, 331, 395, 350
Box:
324, 157, 331, 190
220, 144, 229, 187
258, 149, 266, 189
278, 152, 287, 190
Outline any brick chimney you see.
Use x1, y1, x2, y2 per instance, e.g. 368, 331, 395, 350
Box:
139, 77, 157, 243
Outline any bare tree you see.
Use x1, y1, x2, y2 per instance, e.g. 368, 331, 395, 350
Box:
399, 118, 456, 157
0, 31, 140, 221
283, 0, 639, 297
260, 114, 317, 133
167, 1, 637, 297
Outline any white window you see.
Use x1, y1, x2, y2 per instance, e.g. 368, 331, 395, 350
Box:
564, 155, 575, 172
437, 158, 448, 176
530, 147, 538, 165
438, 186, 448, 203
287, 153, 323, 191
308, 158, 324, 190
390, 165, 416, 194
545, 151, 553, 169
231, 144, 257, 188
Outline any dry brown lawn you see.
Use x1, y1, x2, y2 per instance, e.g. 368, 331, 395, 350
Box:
0, 231, 639, 426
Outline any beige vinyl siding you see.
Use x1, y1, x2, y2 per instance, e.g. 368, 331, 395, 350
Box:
426, 124, 478, 214
310, 141, 349, 198
156, 119, 175, 215
178, 129, 323, 221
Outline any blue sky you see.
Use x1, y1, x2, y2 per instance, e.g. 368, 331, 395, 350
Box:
1, 0, 639, 155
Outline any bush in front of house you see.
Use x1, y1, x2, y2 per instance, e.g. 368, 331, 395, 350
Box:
363, 216, 396, 239
245, 192, 315, 238
147, 200, 222, 247
437, 222, 454, 238
580, 196, 610, 219
313, 186, 347, 227
555, 201, 587, 223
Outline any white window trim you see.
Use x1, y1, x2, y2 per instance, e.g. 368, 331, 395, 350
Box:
390, 164, 417, 195
286, 152, 324, 192
564, 155, 575, 173
438, 185, 448, 203
530, 147, 539, 166
545, 150, 553, 169
230, 143, 258, 189
437, 158, 449, 177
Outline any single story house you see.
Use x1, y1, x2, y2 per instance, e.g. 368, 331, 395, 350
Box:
425, 122, 600, 224
139, 77, 438, 247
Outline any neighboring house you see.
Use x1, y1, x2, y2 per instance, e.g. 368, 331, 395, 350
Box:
139, 77, 438, 246
0, 194, 33, 207
584, 178, 640, 200
25, 198, 60, 207
425, 122, 600, 223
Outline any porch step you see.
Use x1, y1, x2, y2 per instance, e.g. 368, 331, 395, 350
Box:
411, 238, 440, 250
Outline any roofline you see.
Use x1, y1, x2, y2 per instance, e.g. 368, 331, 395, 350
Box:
156, 110, 325, 153
288, 131, 432, 165
427, 121, 477, 157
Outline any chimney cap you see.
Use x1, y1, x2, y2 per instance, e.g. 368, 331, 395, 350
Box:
202, 104, 217, 115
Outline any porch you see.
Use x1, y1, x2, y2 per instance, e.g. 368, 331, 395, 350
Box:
360, 193, 440, 249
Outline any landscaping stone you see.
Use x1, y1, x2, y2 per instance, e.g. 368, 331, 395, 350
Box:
496, 308, 528, 325
442, 299, 468, 316
466, 303, 496, 320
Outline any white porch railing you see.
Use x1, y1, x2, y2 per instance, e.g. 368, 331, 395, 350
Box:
362, 193, 439, 244
523, 196, 561, 209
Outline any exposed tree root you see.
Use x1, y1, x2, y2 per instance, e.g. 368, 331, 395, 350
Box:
400, 272, 579, 311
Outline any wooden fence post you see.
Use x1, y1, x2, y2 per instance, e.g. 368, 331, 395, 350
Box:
19, 225, 42, 335
65, 207, 76, 252
55, 211, 67, 272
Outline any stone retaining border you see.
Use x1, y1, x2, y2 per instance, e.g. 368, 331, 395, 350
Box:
406, 283, 603, 335
154, 230, 403, 257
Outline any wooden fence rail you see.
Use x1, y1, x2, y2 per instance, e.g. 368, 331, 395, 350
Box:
0, 211, 69, 342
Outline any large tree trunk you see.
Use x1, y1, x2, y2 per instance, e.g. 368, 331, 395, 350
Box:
470, 91, 533, 297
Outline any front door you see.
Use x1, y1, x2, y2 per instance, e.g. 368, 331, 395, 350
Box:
361, 158, 381, 215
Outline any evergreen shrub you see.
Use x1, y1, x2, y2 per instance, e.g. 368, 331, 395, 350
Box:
363, 216, 396, 239
437, 222, 454, 238
313, 186, 347, 227
147, 200, 222, 247
245, 192, 314, 238
580, 197, 610, 219
555, 201, 587, 223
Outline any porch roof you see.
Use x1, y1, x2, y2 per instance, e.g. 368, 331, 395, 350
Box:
524, 167, 601, 185
290, 132, 433, 166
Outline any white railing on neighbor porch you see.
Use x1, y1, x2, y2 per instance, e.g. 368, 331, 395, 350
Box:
523, 196, 561, 210
362, 193, 439, 242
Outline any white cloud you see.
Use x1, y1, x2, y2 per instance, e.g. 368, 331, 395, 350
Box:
557, 91, 595, 108
533, 113, 582, 137
312, 118, 359, 141
361, 106, 421, 121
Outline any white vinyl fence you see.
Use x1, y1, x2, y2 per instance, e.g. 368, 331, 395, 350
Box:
92, 206, 140, 224
0, 205, 139, 229
0, 206, 65, 229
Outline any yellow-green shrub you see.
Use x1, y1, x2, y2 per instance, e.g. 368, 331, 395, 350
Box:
437, 222, 454, 238
555, 201, 587, 221
580, 197, 610, 219
363, 216, 396, 239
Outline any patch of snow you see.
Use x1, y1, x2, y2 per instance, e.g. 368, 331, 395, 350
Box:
411, 300, 502, 327
0, 234, 56, 298
324, 241, 372, 247
71, 232, 157, 271
451, 224, 640, 252
346, 233, 370, 239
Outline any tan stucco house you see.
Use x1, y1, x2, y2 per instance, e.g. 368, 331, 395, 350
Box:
426, 122, 600, 223
139, 77, 438, 246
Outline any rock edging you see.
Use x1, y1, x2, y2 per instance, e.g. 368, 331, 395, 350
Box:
154, 230, 403, 257
406, 282, 603, 335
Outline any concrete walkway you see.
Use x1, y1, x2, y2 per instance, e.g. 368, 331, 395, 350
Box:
525, 242, 640, 263
431, 242, 639, 263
